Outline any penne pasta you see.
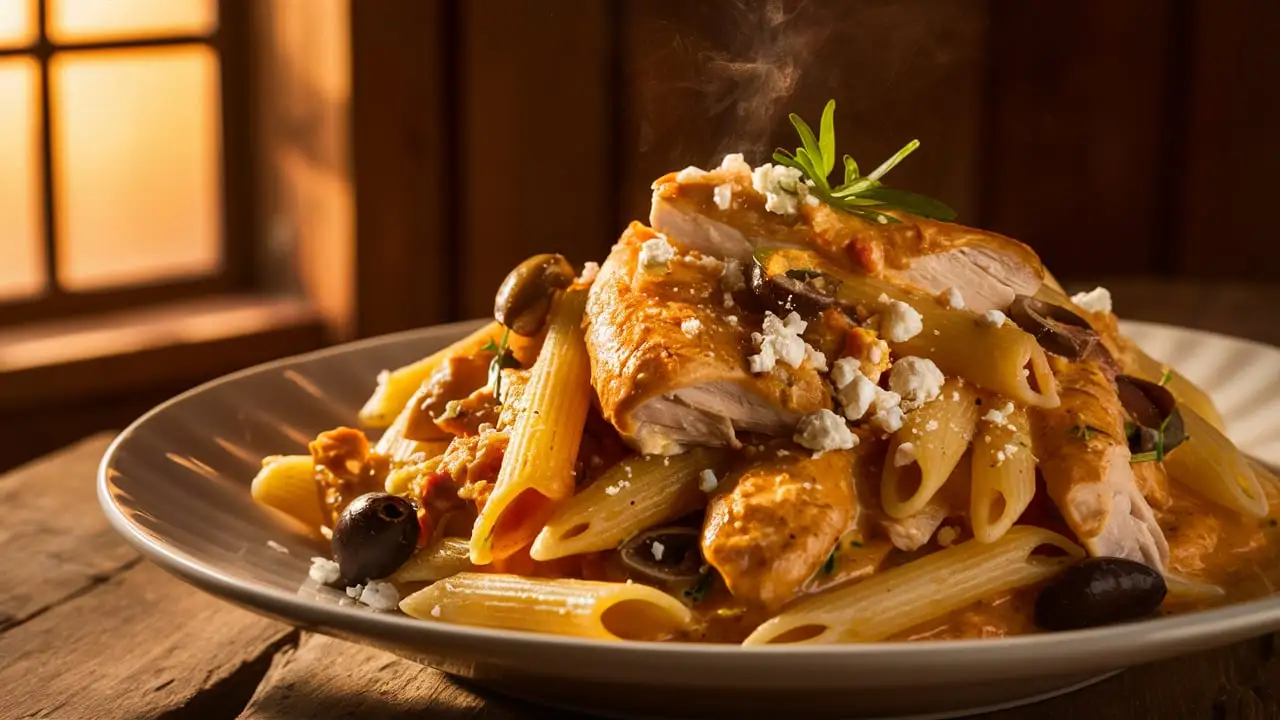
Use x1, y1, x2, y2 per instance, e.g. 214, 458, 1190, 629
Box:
743, 527, 1084, 645
530, 448, 728, 561
399, 573, 693, 641
471, 288, 593, 564
970, 402, 1036, 543
881, 379, 979, 519
392, 537, 475, 582
1164, 407, 1268, 519
358, 321, 505, 428
250, 454, 326, 529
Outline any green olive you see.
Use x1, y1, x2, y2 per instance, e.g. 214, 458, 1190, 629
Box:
494, 253, 575, 336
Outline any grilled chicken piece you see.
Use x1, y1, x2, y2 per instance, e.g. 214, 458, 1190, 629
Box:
584, 223, 830, 455
1035, 357, 1170, 571
649, 163, 1045, 312
702, 446, 856, 610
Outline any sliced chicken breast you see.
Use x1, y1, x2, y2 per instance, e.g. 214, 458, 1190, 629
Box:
1035, 357, 1170, 571
649, 164, 1045, 312
585, 223, 830, 455
702, 447, 856, 610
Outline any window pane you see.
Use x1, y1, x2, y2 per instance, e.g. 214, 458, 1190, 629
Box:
0, 57, 45, 301
52, 46, 222, 291
0, 0, 36, 47
48, 0, 216, 43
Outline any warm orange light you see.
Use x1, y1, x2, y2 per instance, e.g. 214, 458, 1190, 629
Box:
0, 0, 36, 47
47, 0, 216, 43
0, 57, 45, 301
52, 45, 222, 291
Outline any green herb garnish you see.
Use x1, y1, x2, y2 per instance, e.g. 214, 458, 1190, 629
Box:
1159, 370, 1173, 387
482, 327, 519, 400
684, 570, 715, 604
773, 100, 956, 224
1131, 413, 1175, 463
821, 543, 839, 575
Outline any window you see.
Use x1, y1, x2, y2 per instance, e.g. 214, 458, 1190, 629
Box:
0, 0, 250, 325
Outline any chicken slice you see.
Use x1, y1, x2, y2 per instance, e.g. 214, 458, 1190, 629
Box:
649, 164, 1045, 312
584, 222, 830, 455
702, 446, 856, 610
1035, 357, 1170, 571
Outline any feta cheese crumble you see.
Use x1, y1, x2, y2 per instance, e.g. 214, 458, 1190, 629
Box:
830, 357, 878, 421
721, 257, 746, 292
308, 556, 341, 585
1071, 286, 1113, 314
698, 468, 719, 493
888, 357, 945, 410
983, 401, 1015, 425
870, 388, 906, 434
577, 261, 600, 285
894, 442, 918, 467
748, 311, 808, 373
877, 294, 924, 342
681, 317, 702, 337
675, 165, 707, 182
939, 287, 966, 310
651, 541, 666, 561
430, 604, 443, 618
719, 152, 752, 174
805, 345, 828, 372
713, 183, 733, 210
639, 235, 675, 272
794, 409, 858, 454
979, 309, 1007, 328
751, 163, 809, 215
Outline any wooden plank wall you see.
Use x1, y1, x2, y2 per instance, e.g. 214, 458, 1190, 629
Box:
349, 0, 1280, 333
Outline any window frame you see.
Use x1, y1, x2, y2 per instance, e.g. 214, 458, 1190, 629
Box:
0, 0, 255, 326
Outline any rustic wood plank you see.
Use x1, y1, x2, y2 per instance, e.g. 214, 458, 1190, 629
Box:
239, 633, 571, 719
458, 0, 618, 320
0, 433, 138, 629
979, 0, 1177, 278
0, 560, 295, 719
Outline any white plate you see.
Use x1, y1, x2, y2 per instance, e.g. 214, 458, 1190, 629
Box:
99, 320, 1280, 719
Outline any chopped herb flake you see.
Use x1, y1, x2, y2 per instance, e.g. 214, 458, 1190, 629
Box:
1159, 370, 1173, 386
683, 570, 714, 604
482, 327, 519, 400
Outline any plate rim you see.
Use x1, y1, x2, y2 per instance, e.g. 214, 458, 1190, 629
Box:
97, 318, 1280, 683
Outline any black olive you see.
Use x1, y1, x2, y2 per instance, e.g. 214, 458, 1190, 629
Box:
1035, 557, 1167, 631
1116, 375, 1187, 459
1007, 295, 1108, 363
747, 259, 841, 320
618, 527, 704, 583
332, 492, 420, 585
493, 253, 576, 336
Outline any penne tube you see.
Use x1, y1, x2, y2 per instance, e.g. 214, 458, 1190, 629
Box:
471, 289, 593, 564
399, 573, 693, 641
250, 454, 326, 529
530, 448, 728, 561
970, 402, 1036, 543
743, 526, 1084, 645
881, 379, 979, 519
392, 537, 475, 583
1164, 407, 1268, 519
359, 321, 508, 428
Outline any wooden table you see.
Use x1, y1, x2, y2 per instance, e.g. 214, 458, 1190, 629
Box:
4, 281, 1279, 719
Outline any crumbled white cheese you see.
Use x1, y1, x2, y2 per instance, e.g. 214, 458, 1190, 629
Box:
719, 152, 752, 174
937, 526, 959, 547
604, 479, 631, 496
794, 409, 858, 454
1003, 443, 1020, 458
726, 315, 739, 326
698, 468, 719, 493
804, 194, 820, 207
651, 541, 666, 561
870, 388, 906, 433
577, 261, 600, 285
925, 419, 939, 432
430, 605, 442, 618
723, 292, 735, 309
639, 236, 675, 271
346, 584, 363, 599
805, 345, 828, 372
888, 357, 945, 410
830, 357, 859, 390
748, 311, 808, 373
867, 341, 886, 365
721, 257, 747, 292
894, 442, 918, 467
624, 465, 634, 478
267, 540, 288, 554
995, 450, 1007, 464
308, 557, 341, 585
713, 183, 733, 210
681, 317, 702, 337
751, 163, 809, 215
347, 580, 401, 611
979, 309, 1007, 328
983, 401, 1015, 425
1071, 286, 1113, 314
939, 287, 966, 310
877, 294, 924, 342
831, 359, 878, 421
675, 165, 707, 182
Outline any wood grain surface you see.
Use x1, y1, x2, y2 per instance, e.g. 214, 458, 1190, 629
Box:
3, 283, 1278, 718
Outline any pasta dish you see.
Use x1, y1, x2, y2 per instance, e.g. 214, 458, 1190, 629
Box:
251, 101, 1280, 644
